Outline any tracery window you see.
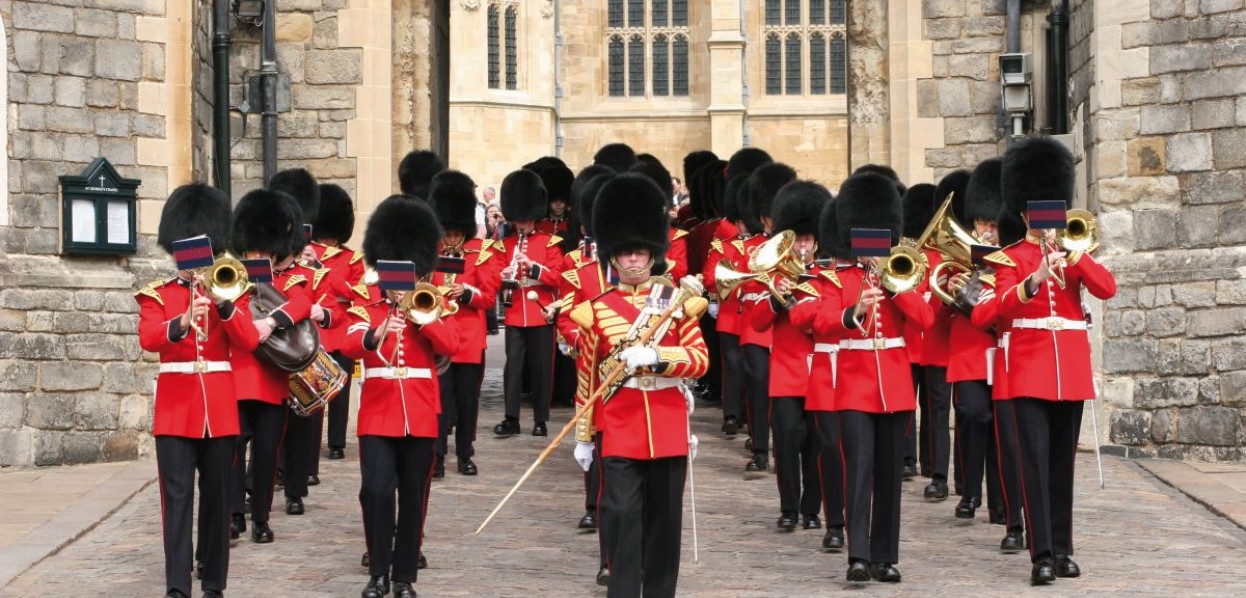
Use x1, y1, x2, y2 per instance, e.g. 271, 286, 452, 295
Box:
762, 0, 847, 96
486, 1, 520, 90
606, 0, 691, 98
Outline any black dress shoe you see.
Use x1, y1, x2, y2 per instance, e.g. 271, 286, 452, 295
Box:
846, 560, 871, 582
250, 522, 273, 543
923, 478, 949, 501
230, 513, 245, 539
1054, 555, 1081, 578
195, 559, 205, 579
722, 417, 739, 436
457, 458, 478, 475
776, 513, 797, 532
361, 575, 389, 598
989, 507, 1006, 525
802, 514, 821, 530
418, 552, 427, 569
1031, 559, 1056, 585
532, 422, 547, 436
822, 526, 845, 552
954, 497, 975, 519
286, 497, 304, 515
307, 475, 320, 486
202, 591, 223, 598
493, 418, 520, 436
902, 462, 918, 480
1000, 529, 1025, 553
392, 581, 415, 598
328, 448, 345, 460
744, 452, 768, 477
870, 563, 902, 583
166, 591, 188, 598
596, 566, 610, 586
432, 457, 445, 479
578, 510, 597, 530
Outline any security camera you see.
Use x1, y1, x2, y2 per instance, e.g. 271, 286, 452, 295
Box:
999, 53, 1031, 86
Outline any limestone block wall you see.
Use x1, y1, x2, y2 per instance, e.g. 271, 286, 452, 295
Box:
748, 116, 850, 188
559, 116, 711, 175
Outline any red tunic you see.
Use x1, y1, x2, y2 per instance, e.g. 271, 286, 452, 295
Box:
311, 241, 366, 287
686, 218, 736, 277
557, 247, 614, 439
751, 266, 821, 397
534, 216, 571, 236
137, 278, 260, 438
497, 232, 565, 328
919, 248, 953, 367
702, 235, 763, 336
789, 268, 849, 412
982, 238, 1117, 402
429, 238, 501, 364
585, 282, 709, 459
665, 228, 689, 282
342, 293, 462, 437
230, 264, 315, 405
946, 302, 997, 383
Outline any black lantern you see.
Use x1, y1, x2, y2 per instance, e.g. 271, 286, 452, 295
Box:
59, 157, 141, 256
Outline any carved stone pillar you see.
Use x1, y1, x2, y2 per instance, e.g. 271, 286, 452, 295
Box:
848, 0, 890, 169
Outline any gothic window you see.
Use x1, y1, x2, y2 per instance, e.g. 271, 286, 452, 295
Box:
762, 0, 847, 96
487, 1, 521, 90
504, 5, 518, 90
605, 0, 692, 99
487, 4, 500, 89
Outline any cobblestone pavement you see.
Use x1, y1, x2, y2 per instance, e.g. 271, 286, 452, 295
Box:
4, 373, 1246, 597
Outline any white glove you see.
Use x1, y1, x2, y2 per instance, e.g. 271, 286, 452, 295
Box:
707, 302, 720, 319
679, 275, 704, 297
558, 341, 572, 356
574, 441, 595, 472
683, 384, 696, 415
619, 346, 659, 370
688, 434, 699, 462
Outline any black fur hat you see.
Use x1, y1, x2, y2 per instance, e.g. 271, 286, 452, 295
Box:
573, 166, 616, 238
683, 150, 718, 220
313, 184, 355, 243
722, 175, 746, 222
748, 162, 798, 223
772, 180, 831, 238
818, 196, 844, 260
429, 170, 478, 236
697, 159, 727, 218
935, 169, 973, 223
725, 147, 773, 180
157, 184, 232, 256
361, 194, 442, 276
902, 183, 936, 239
831, 173, 903, 258
593, 173, 670, 274
500, 168, 548, 222
854, 163, 907, 197
230, 189, 303, 258
268, 168, 319, 225
964, 158, 1003, 223
631, 158, 674, 200
537, 161, 574, 205
593, 143, 638, 173
398, 150, 446, 199
1000, 137, 1075, 245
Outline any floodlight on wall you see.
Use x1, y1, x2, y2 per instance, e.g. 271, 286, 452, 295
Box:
233, 0, 264, 19
999, 53, 1033, 139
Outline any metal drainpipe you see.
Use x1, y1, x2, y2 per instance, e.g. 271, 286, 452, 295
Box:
1006, 0, 1021, 53
739, 0, 750, 146
1048, 0, 1070, 134
260, 0, 278, 184
212, 0, 231, 197
554, 0, 564, 157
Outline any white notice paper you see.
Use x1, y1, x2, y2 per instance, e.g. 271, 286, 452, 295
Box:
71, 199, 96, 243
107, 201, 129, 244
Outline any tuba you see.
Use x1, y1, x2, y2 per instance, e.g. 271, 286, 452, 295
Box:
714, 231, 806, 300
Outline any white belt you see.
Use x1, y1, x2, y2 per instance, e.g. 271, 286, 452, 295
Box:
363, 367, 432, 380
812, 343, 839, 353
813, 344, 839, 387
1011, 317, 1087, 331
839, 337, 906, 351
620, 377, 682, 391
159, 360, 231, 374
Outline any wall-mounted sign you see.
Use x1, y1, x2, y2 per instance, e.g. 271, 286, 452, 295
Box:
59, 157, 141, 256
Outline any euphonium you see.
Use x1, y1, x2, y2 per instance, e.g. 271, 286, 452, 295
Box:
398, 282, 459, 326
714, 231, 805, 300
1059, 209, 1098, 253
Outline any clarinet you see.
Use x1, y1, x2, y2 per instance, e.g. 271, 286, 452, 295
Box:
501, 230, 526, 308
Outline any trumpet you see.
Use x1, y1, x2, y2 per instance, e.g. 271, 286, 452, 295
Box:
397, 282, 459, 326
714, 231, 806, 301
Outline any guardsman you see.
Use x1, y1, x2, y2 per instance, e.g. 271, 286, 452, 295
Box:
532, 158, 575, 236
752, 181, 830, 536
398, 149, 446, 200
685, 159, 728, 410
899, 183, 935, 479
570, 173, 709, 598
344, 195, 461, 598
140, 185, 260, 598
492, 169, 566, 437
630, 155, 691, 282
677, 150, 718, 231
428, 170, 502, 477
979, 137, 1116, 585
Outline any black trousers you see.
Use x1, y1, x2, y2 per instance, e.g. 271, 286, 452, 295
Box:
586, 433, 609, 569
1011, 398, 1082, 562
772, 397, 820, 517
553, 351, 577, 408
741, 344, 771, 454
437, 360, 484, 460
359, 435, 435, 584
326, 352, 355, 451
503, 324, 554, 423
905, 364, 921, 464
157, 435, 233, 597
923, 366, 952, 480
603, 456, 686, 598
812, 412, 845, 528
992, 399, 1024, 530
840, 410, 907, 565
954, 381, 994, 503
699, 313, 721, 404
283, 409, 322, 499
718, 332, 743, 422
232, 400, 287, 523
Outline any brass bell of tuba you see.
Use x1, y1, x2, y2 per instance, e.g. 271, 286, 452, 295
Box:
714, 230, 806, 300
1059, 209, 1099, 253
398, 282, 459, 326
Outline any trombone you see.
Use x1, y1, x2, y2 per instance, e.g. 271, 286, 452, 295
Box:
397, 281, 459, 326
851, 244, 928, 330
191, 257, 252, 339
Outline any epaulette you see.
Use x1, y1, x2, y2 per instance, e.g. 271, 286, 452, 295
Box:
283, 274, 307, 291
794, 282, 820, 297
672, 228, 689, 240
347, 305, 371, 324
476, 248, 493, 266
710, 239, 724, 254
730, 239, 745, 254
984, 250, 1015, 268
352, 283, 372, 300
313, 268, 332, 288
548, 235, 563, 248
349, 251, 364, 265
979, 273, 997, 288
562, 269, 581, 290
134, 279, 167, 305
321, 245, 343, 261
819, 270, 842, 288
568, 300, 594, 329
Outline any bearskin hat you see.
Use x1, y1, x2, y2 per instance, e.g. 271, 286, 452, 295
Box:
593, 173, 671, 275
268, 168, 319, 224
683, 150, 718, 220
725, 147, 773, 180
853, 163, 907, 196
361, 194, 442, 276
1000, 137, 1075, 246
964, 158, 1003, 223
574, 169, 616, 238
697, 159, 728, 218
157, 184, 232, 256
722, 175, 746, 222
537, 161, 574, 205
631, 158, 674, 200
429, 170, 478, 236
313, 184, 355, 243
818, 196, 844, 260
830, 173, 903, 259
592, 143, 638, 173
935, 169, 973, 224
772, 180, 831, 238
902, 183, 936, 239
230, 189, 303, 258
748, 162, 798, 223
397, 150, 446, 199
500, 168, 548, 222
